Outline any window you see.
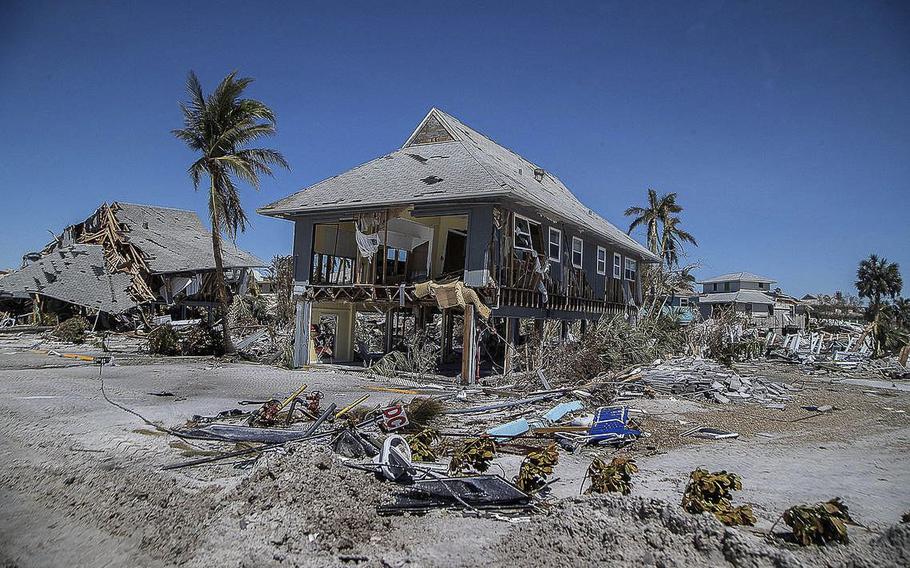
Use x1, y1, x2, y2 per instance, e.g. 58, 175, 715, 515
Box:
571, 237, 583, 268
679, 297, 689, 307
758, 282, 765, 289
713, 283, 718, 292
548, 227, 561, 262
513, 216, 534, 252
513, 214, 543, 253
613, 253, 622, 279
724, 282, 730, 292
596, 246, 607, 275
624, 257, 637, 281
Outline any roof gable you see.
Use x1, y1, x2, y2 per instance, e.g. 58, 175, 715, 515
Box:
405, 109, 457, 146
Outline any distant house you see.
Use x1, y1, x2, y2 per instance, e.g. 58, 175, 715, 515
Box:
661, 287, 700, 325
259, 107, 658, 379
697, 272, 778, 323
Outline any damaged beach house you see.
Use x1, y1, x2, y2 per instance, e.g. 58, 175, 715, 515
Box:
0, 202, 265, 328
697, 272, 803, 332
258, 108, 659, 382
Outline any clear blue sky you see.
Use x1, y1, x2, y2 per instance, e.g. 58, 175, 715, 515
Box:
1, 0, 908, 298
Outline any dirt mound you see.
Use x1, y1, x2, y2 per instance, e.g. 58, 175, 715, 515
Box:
488, 495, 908, 568
185, 445, 393, 566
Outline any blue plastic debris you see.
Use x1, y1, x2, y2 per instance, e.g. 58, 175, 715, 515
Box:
589, 406, 641, 445
542, 400, 584, 422
486, 418, 532, 441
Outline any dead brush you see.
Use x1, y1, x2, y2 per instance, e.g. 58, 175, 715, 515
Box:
514, 443, 559, 493
584, 456, 639, 495
448, 436, 496, 475
681, 468, 756, 526
52, 316, 90, 344
405, 397, 444, 428
782, 498, 854, 546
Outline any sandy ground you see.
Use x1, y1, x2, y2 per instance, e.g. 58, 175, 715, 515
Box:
1, 334, 909, 567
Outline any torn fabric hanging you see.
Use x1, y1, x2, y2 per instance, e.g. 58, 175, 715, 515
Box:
355, 226, 382, 258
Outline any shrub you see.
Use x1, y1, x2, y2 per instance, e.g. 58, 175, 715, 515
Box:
148, 324, 181, 355
51, 316, 90, 344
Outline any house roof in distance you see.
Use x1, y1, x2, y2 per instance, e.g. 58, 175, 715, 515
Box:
698, 271, 776, 285
259, 108, 658, 262
0, 245, 136, 314
698, 290, 776, 305
111, 203, 265, 274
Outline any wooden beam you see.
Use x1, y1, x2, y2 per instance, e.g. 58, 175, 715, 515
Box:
292, 298, 312, 368
461, 305, 477, 385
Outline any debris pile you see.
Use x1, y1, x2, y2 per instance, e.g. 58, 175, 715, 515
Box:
640, 357, 796, 406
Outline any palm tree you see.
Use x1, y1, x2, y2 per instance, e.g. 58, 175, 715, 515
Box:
624, 188, 681, 254
173, 71, 289, 353
659, 216, 698, 267
855, 254, 902, 321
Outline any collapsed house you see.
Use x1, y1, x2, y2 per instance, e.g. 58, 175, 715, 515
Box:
258, 108, 659, 381
0, 202, 265, 326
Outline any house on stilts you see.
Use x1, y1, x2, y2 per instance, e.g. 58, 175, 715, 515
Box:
258, 108, 658, 382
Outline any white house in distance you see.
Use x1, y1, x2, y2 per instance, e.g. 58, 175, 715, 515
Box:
697, 271, 780, 325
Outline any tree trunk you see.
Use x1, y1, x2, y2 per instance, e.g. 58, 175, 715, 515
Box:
209, 180, 235, 354
211, 227, 235, 354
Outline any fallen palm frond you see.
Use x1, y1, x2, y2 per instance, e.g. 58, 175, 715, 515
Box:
407, 428, 440, 462
514, 443, 559, 492
783, 498, 853, 546
681, 468, 756, 526
448, 436, 496, 475
585, 456, 639, 495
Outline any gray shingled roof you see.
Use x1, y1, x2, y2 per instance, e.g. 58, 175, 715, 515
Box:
698, 290, 775, 305
698, 271, 776, 284
0, 245, 137, 314
259, 108, 658, 262
113, 203, 266, 274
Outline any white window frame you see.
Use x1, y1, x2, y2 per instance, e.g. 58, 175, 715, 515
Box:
679, 297, 689, 307
613, 253, 622, 279
571, 237, 583, 268
624, 257, 637, 281
513, 214, 537, 253
548, 227, 561, 262
596, 246, 607, 275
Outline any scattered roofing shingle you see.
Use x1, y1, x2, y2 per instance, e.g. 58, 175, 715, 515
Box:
0, 245, 136, 314
259, 108, 658, 262
112, 203, 265, 274
698, 271, 776, 284
698, 290, 775, 305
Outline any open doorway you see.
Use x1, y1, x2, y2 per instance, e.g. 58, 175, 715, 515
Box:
442, 230, 467, 276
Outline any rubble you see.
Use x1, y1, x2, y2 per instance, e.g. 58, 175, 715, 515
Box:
640, 357, 797, 407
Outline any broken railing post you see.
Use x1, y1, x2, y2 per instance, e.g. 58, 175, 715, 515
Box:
292, 287, 312, 368
461, 305, 477, 385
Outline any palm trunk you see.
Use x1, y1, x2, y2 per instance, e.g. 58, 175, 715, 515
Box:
209, 178, 235, 354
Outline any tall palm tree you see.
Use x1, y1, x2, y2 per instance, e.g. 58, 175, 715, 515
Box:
173, 71, 289, 353
659, 216, 698, 268
624, 188, 681, 254
855, 254, 902, 320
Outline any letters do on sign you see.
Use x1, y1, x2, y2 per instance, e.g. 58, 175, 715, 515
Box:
381, 404, 409, 431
